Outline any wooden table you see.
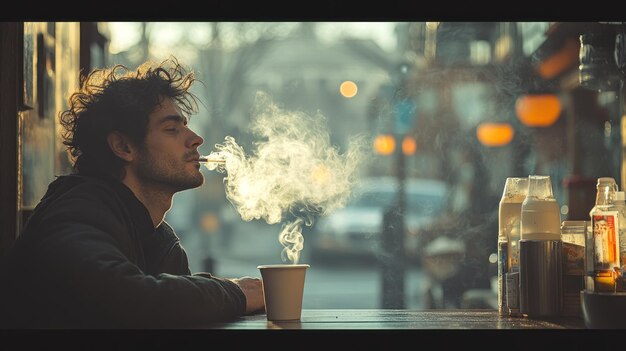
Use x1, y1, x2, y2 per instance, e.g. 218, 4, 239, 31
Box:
187, 309, 600, 348
0, 310, 593, 348
203, 309, 586, 329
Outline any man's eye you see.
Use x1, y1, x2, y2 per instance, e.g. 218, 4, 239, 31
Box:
165, 128, 177, 132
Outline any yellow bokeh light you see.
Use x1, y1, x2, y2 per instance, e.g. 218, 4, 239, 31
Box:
374, 134, 395, 155
311, 164, 331, 186
201, 212, 220, 233
340, 81, 358, 98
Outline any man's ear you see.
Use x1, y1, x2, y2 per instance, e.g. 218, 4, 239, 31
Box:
107, 131, 135, 162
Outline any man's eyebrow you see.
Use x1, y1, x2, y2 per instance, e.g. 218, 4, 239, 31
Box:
158, 115, 188, 125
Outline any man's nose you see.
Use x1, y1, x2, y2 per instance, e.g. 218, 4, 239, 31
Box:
189, 130, 204, 148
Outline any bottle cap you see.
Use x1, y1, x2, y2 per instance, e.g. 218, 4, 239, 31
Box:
521, 175, 561, 240
597, 177, 616, 186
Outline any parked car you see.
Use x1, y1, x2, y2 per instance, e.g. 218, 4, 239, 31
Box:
309, 176, 448, 263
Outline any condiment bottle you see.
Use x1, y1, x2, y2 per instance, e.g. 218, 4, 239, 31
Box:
498, 177, 527, 316
588, 177, 621, 292
519, 175, 563, 317
614, 191, 626, 291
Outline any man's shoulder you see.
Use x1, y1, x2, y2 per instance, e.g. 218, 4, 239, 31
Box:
53, 174, 125, 201
36, 174, 130, 220
17, 175, 135, 253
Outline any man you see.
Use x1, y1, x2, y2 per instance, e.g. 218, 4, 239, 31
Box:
0, 57, 265, 328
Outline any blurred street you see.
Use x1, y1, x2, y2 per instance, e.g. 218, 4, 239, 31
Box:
180, 220, 429, 309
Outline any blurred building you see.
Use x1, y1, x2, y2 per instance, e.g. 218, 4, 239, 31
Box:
222, 23, 402, 151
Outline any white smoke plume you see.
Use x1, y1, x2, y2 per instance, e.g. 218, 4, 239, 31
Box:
205, 92, 368, 264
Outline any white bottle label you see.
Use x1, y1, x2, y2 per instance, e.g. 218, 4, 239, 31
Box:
591, 211, 621, 271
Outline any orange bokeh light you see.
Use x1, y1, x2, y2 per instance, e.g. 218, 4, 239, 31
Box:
476, 122, 514, 147
537, 38, 579, 79
340, 81, 358, 98
402, 136, 417, 155
515, 94, 561, 127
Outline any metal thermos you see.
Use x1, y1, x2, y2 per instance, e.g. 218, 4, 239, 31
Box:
519, 240, 563, 317
519, 175, 563, 317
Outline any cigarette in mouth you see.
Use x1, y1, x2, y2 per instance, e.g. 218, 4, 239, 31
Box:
198, 156, 226, 163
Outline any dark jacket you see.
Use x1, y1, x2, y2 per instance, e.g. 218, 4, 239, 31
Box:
0, 174, 246, 329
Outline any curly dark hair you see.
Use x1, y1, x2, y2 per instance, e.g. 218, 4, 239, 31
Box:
59, 56, 200, 179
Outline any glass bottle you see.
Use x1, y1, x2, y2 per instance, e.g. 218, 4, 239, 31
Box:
560, 220, 586, 317
611, 190, 626, 291
588, 177, 620, 293
520, 175, 561, 241
498, 177, 527, 316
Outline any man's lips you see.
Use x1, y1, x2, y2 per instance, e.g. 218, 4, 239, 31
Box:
185, 154, 201, 162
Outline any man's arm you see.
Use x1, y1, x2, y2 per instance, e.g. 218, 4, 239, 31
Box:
31, 222, 247, 327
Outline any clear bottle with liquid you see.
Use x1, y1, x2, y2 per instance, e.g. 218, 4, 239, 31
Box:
588, 177, 621, 293
611, 190, 626, 291
498, 177, 528, 316
560, 220, 586, 317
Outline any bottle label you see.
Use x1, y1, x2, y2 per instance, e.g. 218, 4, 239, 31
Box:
591, 212, 621, 271
505, 272, 520, 316
563, 241, 585, 275
497, 241, 508, 315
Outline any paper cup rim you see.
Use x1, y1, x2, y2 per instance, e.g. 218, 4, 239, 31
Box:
257, 264, 310, 269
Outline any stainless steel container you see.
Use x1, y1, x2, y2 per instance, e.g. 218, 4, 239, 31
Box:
519, 239, 563, 317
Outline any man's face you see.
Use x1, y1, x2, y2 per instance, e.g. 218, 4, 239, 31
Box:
132, 97, 205, 192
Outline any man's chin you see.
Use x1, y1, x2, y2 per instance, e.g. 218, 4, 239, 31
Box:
192, 178, 204, 189
187, 175, 205, 189
175, 174, 204, 191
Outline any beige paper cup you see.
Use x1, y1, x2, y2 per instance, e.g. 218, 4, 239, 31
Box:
257, 264, 310, 321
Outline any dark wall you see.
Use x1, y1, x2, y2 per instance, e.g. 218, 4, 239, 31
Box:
0, 22, 21, 258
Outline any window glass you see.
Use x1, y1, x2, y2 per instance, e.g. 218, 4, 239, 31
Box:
104, 21, 623, 310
